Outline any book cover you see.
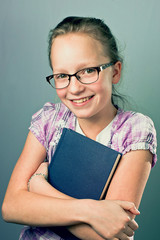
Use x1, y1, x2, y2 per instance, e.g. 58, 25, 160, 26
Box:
48, 128, 122, 200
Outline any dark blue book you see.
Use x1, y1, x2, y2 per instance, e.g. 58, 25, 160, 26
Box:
48, 128, 122, 240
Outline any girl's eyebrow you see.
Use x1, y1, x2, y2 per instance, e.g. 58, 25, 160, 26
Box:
53, 62, 100, 74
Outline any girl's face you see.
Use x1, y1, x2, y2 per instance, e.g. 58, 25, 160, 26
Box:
50, 33, 121, 122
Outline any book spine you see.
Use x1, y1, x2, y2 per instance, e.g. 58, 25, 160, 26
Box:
100, 154, 122, 200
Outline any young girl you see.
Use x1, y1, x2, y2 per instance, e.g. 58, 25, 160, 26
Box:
2, 16, 157, 240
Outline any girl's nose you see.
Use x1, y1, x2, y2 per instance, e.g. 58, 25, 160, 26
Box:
67, 76, 85, 94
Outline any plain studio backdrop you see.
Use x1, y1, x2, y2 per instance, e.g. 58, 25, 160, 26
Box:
0, 0, 159, 239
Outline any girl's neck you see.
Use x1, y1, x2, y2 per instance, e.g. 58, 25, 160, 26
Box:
77, 106, 117, 140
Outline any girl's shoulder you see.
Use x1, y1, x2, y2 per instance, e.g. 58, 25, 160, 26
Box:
114, 108, 155, 130
30, 102, 72, 122
29, 102, 76, 129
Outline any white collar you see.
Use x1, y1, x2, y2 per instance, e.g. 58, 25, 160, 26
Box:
75, 119, 114, 146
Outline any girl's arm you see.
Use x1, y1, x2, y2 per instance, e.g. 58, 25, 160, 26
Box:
29, 162, 139, 240
2, 131, 139, 240
29, 149, 151, 239
28, 154, 140, 240
106, 149, 152, 208
105, 149, 152, 240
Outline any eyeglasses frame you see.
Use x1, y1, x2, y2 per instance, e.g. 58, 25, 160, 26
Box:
46, 61, 115, 89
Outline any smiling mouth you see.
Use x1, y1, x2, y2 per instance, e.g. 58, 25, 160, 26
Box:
72, 95, 94, 103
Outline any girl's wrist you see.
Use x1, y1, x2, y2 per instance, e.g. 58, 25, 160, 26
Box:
76, 199, 96, 225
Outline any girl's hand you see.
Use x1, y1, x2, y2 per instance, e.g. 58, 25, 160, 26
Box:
86, 199, 139, 240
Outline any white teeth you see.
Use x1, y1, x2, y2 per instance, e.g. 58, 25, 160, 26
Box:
72, 96, 91, 103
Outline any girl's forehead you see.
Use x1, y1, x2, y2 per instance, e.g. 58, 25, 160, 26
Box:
50, 33, 108, 71
51, 32, 105, 54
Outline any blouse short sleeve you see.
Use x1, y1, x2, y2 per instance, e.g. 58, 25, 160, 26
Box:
112, 111, 157, 167
29, 102, 56, 150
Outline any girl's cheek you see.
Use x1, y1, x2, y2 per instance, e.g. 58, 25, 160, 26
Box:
56, 90, 65, 99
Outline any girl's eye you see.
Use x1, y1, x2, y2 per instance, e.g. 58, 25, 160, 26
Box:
55, 74, 68, 80
84, 68, 96, 74
78, 68, 96, 78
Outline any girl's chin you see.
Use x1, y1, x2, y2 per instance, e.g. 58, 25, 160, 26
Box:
70, 108, 97, 120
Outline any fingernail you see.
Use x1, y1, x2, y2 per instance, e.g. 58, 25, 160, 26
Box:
136, 208, 140, 214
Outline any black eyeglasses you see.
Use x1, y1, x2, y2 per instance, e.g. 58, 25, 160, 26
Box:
46, 62, 115, 89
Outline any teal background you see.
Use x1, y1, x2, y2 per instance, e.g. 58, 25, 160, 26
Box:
0, 0, 159, 239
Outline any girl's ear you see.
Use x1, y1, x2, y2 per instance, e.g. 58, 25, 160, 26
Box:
112, 61, 122, 84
